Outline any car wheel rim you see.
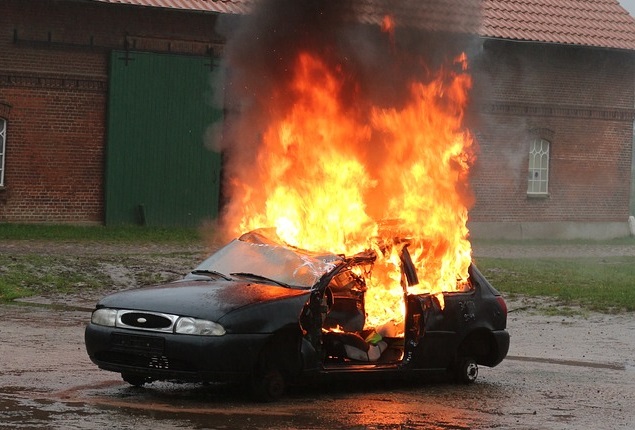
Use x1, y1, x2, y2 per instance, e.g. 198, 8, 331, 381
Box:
265, 371, 285, 398
466, 362, 478, 382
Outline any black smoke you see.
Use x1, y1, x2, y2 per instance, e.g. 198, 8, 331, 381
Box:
211, 0, 481, 236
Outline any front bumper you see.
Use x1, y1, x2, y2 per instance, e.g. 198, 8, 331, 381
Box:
85, 323, 270, 383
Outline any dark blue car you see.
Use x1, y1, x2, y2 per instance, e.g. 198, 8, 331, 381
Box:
85, 229, 509, 400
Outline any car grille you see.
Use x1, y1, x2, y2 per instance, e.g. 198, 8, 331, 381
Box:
116, 310, 178, 333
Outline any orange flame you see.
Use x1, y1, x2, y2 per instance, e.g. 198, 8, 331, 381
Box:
224, 50, 475, 331
381, 15, 395, 34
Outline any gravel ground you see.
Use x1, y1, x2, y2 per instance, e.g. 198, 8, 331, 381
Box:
3, 238, 635, 309
0, 240, 207, 256
2, 239, 635, 258
1, 238, 634, 429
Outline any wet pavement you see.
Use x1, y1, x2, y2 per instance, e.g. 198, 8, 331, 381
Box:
1, 297, 634, 430
1, 240, 634, 429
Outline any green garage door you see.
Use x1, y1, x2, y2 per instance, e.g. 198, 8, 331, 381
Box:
105, 51, 223, 227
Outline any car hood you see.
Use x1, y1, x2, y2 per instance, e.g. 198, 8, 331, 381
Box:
96, 279, 311, 322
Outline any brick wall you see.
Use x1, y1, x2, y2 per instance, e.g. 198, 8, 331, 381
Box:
0, 84, 105, 222
469, 41, 635, 224
0, 0, 220, 223
1, 1, 634, 230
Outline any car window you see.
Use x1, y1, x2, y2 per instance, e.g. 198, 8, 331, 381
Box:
195, 237, 342, 289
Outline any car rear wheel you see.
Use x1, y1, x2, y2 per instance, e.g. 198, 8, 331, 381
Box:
454, 357, 478, 384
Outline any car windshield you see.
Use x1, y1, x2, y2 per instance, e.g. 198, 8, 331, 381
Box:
192, 229, 343, 289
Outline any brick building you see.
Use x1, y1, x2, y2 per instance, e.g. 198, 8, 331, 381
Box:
1, 0, 635, 238
468, 0, 635, 239
0, 0, 233, 226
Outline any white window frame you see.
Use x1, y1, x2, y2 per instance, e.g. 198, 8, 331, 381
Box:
527, 137, 550, 195
0, 118, 5, 187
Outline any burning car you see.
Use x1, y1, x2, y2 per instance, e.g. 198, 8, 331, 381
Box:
85, 228, 509, 400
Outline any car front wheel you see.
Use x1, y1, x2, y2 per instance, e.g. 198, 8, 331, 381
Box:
251, 368, 286, 402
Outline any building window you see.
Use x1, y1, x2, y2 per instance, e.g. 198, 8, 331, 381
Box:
527, 137, 549, 195
0, 118, 5, 187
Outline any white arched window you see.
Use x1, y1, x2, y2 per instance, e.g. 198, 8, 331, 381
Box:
0, 118, 5, 187
527, 138, 550, 195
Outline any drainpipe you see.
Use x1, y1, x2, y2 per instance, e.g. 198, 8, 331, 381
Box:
631, 69, 635, 235
630, 125, 635, 235
628, 57, 635, 236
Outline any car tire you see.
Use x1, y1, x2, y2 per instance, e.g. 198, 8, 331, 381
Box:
454, 357, 478, 384
121, 373, 149, 387
251, 368, 286, 402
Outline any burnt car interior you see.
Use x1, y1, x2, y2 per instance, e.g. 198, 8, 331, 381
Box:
319, 267, 408, 366
317, 246, 481, 368
322, 270, 366, 332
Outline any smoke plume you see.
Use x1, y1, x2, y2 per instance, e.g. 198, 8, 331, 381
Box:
212, 0, 481, 240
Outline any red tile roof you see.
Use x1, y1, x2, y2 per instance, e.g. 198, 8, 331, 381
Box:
91, 0, 251, 15
89, 0, 635, 51
351, 0, 482, 35
481, 0, 635, 50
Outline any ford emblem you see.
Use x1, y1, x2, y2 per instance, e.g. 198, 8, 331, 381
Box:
137, 317, 147, 324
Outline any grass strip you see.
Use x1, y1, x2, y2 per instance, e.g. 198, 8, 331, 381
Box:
0, 223, 202, 243
475, 256, 635, 313
1, 225, 634, 313
0, 253, 195, 302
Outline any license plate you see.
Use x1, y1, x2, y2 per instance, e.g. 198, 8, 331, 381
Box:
111, 333, 164, 354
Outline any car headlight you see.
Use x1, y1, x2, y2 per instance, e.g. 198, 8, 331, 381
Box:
91, 308, 118, 327
174, 317, 226, 336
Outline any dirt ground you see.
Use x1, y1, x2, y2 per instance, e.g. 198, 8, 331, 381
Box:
0, 240, 634, 429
